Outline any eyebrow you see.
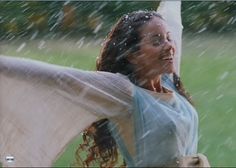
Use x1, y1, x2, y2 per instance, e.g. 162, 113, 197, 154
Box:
152, 32, 171, 37
141, 31, 171, 40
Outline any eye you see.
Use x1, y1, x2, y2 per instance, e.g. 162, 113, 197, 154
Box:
152, 35, 162, 46
167, 33, 173, 42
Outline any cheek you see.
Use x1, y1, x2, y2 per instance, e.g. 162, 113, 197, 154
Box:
136, 46, 163, 66
148, 50, 162, 63
143, 47, 162, 58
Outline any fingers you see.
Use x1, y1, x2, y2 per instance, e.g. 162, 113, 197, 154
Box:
178, 153, 211, 167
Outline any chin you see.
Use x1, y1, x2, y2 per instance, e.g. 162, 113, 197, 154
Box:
161, 65, 175, 74
163, 68, 174, 74
166, 71, 172, 74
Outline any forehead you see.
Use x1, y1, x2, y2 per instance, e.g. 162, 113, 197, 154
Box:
140, 17, 169, 37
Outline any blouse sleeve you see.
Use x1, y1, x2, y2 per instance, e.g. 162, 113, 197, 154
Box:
157, 1, 183, 76
0, 55, 132, 167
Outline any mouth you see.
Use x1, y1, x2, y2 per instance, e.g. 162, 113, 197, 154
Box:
161, 55, 174, 62
161, 57, 173, 61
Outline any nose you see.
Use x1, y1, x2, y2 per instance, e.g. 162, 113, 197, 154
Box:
163, 40, 174, 51
163, 40, 175, 55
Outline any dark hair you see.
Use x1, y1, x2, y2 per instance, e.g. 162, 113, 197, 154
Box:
76, 10, 193, 167
97, 10, 163, 82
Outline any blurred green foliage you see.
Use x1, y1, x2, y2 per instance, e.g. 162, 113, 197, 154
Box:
182, 1, 236, 33
0, 1, 235, 40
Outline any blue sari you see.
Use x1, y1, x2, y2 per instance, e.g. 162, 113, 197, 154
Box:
110, 75, 198, 167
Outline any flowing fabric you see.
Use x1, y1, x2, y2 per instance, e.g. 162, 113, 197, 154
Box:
109, 75, 198, 167
0, 1, 186, 167
0, 56, 132, 167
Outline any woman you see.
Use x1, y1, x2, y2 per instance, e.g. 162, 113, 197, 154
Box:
0, 1, 210, 167
77, 1, 209, 167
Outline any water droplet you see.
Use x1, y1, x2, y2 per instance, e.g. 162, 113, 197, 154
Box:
227, 17, 234, 25
208, 3, 215, 9
16, 43, 26, 52
219, 71, 229, 80
197, 27, 207, 33
216, 94, 223, 100
93, 22, 103, 34
141, 130, 150, 138
30, 31, 39, 40
76, 37, 85, 49
38, 40, 46, 50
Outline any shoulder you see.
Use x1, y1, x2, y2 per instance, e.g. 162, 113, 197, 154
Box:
90, 71, 133, 97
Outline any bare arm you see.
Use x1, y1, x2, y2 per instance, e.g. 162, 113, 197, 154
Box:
157, 1, 183, 76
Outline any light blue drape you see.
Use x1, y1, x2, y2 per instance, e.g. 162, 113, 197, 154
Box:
110, 75, 198, 167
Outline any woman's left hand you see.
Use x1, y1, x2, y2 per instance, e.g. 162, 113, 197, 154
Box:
178, 153, 210, 167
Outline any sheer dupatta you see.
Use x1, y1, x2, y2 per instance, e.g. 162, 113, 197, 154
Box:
0, 56, 132, 167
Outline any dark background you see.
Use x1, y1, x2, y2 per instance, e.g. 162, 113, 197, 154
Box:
0, 1, 235, 41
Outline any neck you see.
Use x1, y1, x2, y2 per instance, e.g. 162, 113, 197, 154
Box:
136, 75, 164, 93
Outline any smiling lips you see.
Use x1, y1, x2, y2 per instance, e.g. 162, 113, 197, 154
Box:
161, 55, 174, 63
162, 57, 173, 60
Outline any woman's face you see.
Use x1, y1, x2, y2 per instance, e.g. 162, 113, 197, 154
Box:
129, 16, 176, 78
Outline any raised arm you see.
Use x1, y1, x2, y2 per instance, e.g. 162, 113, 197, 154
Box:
0, 56, 132, 166
0, 56, 132, 117
157, 1, 183, 76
